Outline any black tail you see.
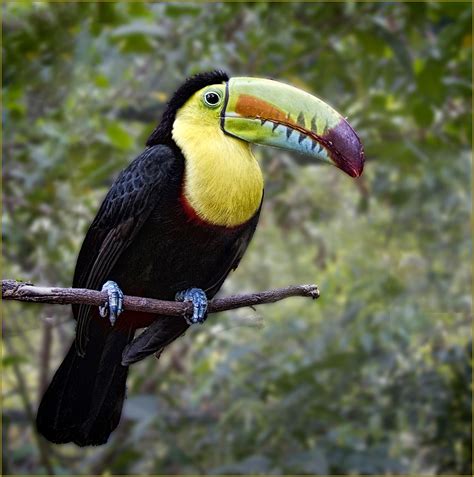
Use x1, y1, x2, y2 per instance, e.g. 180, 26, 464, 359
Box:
36, 320, 134, 446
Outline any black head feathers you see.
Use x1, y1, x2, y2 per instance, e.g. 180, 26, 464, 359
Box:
146, 70, 229, 146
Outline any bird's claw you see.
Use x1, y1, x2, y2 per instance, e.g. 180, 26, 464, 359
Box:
175, 288, 208, 325
99, 280, 124, 326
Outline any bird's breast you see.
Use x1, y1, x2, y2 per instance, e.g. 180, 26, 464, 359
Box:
172, 120, 264, 227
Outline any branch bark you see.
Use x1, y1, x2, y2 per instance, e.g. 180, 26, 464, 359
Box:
2, 279, 320, 319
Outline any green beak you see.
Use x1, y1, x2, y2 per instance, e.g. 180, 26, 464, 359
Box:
221, 77, 364, 177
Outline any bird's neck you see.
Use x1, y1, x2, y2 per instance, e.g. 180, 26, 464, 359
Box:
172, 119, 264, 228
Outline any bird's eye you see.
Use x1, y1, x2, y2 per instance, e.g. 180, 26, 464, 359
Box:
203, 91, 221, 107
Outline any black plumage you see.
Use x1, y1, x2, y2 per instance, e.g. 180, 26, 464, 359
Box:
36, 71, 262, 446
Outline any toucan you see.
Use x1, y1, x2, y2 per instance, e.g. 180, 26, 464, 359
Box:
36, 70, 364, 446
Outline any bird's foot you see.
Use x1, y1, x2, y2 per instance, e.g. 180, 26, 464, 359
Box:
99, 280, 124, 326
175, 288, 208, 325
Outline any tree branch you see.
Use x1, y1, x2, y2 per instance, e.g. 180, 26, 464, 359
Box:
2, 279, 320, 319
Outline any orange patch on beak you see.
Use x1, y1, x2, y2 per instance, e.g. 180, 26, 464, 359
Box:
235, 94, 288, 123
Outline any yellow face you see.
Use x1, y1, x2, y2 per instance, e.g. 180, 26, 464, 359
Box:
173, 84, 227, 129
171, 84, 264, 228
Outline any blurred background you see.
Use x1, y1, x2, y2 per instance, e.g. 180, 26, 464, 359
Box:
2, 2, 472, 475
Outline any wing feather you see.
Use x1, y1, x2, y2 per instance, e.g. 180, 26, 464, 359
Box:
73, 145, 179, 355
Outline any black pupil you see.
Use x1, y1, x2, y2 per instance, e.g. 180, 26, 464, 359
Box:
206, 92, 219, 105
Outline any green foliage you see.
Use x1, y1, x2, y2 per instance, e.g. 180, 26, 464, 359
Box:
2, 2, 471, 475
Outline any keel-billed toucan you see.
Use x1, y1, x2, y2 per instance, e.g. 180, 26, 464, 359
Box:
37, 70, 364, 446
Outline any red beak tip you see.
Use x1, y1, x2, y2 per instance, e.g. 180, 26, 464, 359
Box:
323, 119, 365, 179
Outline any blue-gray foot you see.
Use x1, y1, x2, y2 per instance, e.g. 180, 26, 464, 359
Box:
175, 288, 208, 325
99, 280, 124, 326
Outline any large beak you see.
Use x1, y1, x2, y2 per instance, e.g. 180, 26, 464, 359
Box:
221, 77, 364, 177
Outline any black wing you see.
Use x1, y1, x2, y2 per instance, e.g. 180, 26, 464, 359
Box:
73, 145, 180, 355
121, 198, 263, 366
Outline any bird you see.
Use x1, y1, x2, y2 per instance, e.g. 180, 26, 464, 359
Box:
36, 70, 364, 446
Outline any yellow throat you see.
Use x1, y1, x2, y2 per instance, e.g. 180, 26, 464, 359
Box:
172, 95, 264, 228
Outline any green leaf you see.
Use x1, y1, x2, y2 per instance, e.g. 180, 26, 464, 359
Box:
411, 99, 434, 128
105, 122, 134, 150
416, 59, 445, 103
2, 355, 27, 367
93, 74, 109, 88
164, 4, 201, 17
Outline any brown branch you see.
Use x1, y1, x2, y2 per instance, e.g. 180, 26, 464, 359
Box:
2, 279, 320, 320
